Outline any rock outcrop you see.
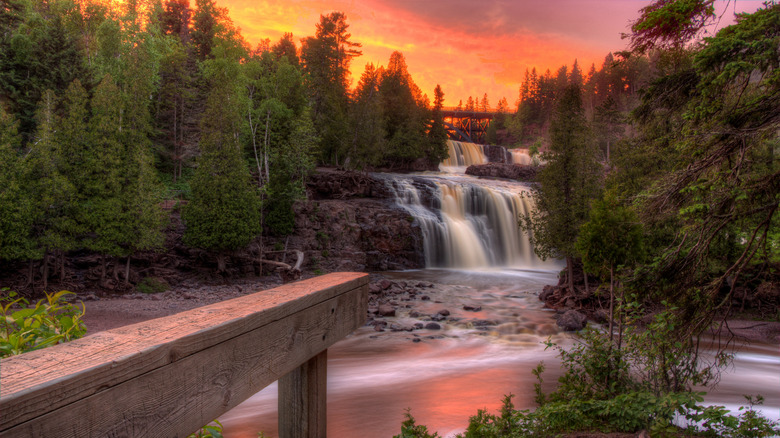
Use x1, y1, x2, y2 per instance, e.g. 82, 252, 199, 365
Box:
465, 163, 538, 181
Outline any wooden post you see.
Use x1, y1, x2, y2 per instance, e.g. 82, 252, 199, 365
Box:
278, 349, 328, 438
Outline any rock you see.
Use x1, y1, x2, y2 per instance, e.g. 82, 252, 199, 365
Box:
557, 310, 587, 331
412, 337, 421, 343
373, 325, 385, 332
593, 309, 610, 324
465, 163, 538, 181
409, 310, 423, 318
421, 295, 431, 301
369, 284, 382, 294
539, 285, 556, 301
463, 305, 482, 312
472, 319, 497, 327
379, 279, 392, 290
431, 314, 446, 322
377, 304, 396, 317
424, 322, 441, 330
413, 322, 424, 329
564, 298, 576, 308
437, 309, 450, 316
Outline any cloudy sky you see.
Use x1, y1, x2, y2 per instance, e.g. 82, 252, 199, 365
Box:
217, 0, 765, 107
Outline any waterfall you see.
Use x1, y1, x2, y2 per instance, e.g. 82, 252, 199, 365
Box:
440, 140, 487, 170
510, 149, 532, 165
383, 175, 543, 269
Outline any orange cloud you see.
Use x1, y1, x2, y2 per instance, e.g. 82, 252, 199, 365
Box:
216, 0, 765, 108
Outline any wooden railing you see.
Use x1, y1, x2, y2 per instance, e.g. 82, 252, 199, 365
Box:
0, 272, 369, 438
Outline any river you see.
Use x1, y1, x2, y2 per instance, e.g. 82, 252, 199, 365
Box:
220, 142, 779, 437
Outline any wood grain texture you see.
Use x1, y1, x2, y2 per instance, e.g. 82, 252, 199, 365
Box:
279, 349, 328, 438
0, 272, 368, 437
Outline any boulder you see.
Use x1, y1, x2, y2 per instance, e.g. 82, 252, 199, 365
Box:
465, 163, 538, 181
556, 310, 587, 331
424, 322, 441, 330
377, 304, 396, 317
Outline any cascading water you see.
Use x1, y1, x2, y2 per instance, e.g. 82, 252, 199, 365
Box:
382, 175, 545, 269
440, 140, 486, 170
509, 148, 532, 165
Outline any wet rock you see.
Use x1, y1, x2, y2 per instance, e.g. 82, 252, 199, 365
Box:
424, 322, 441, 330
539, 285, 556, 301
465, 163, 538, 181
437, 309, 451, 316
379, 279, 392, 290
409, 310, 423, 318
431, 314, 446, 322
557, 310, 587, 331
413, 322, 424, 329
463, 305, 482, 312
412, 337, 422, 343
378, 304, 396, 317
472, 319, 497, 327
421, 295, 431, 301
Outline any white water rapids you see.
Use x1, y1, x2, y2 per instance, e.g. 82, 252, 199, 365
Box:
219, 141, 779, 437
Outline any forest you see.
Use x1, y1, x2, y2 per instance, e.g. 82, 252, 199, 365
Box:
0, 0, 449, 287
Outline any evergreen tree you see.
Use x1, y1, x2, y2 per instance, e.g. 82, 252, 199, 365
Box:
183, 44, 261, 272
0, 106, 35, 264
25, 89, 76, 286
524, 85, 600, 293
300, 12, 361, 165
427, 84, 449, 163
348, 62, 386, 168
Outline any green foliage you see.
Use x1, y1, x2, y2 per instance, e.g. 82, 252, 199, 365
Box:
187, 420, 223, 438
523, 85, 601, 291
183, 45, 261, 266
629, 0, 715, 52
576, 196, 644, 278
136, 277, 169, 294
393, 409, 441, 438
0, 289, 86, 357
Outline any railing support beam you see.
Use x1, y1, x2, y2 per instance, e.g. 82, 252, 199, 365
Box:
279, 348, 328, 438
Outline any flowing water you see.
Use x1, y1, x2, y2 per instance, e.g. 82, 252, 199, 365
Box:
219, 141, 779, 437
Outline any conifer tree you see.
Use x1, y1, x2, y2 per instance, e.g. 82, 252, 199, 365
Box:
524, 85, 600, 293
25, 90, 77, 286
0, 106, 35, 264
183, 46, 261, 272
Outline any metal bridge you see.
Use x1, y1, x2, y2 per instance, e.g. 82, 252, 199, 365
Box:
440, 107, 501, 144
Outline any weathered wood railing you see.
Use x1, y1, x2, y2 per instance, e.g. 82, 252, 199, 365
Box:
0, 272, 369, 438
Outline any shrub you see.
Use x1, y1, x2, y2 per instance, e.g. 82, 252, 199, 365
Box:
0, 289, 87, 357
137, 276, 169, 294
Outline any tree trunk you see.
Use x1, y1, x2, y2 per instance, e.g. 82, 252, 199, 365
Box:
125, 256, 131, 286
216, 253, 227, 273
263, 111, 271, 183
566, 256, 574, 294
101, 255, 106, 284
113, 258, 120, 281
59, 251, 66, 283
42, 253, 49, 292
27, 260, 34, 288
609, 264, 614, 343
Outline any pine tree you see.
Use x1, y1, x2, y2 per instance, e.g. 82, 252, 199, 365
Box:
25, 90, 77, 286
183, 47, 261, 272
524, 85, 600, 293
0, 106, 36, 264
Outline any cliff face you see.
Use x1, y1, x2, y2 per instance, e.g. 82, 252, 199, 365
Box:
282, 199, 424, 272
267, 169, 425, 273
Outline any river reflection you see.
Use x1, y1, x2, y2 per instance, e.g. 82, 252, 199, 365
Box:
219, 269, 779, 437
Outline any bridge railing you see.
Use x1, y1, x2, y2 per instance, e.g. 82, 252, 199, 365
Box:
0, 272, 369, 438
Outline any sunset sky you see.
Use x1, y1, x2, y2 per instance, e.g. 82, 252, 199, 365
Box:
217, 0, 765, 108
